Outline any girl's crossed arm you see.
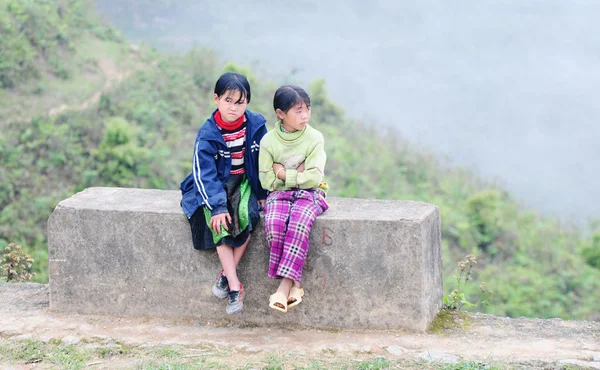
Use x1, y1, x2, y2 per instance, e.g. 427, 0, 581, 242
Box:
259, 147, 284, 191
283, 138, 326, 189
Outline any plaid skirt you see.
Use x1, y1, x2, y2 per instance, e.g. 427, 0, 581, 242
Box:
263, 188, 328, 282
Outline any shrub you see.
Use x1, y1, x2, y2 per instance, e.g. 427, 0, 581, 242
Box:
582, 232, 600, 269
466, 190, 503, 253
2, 242, 35, 282
443, 254, 492, 311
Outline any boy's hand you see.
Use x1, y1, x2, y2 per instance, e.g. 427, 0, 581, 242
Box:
297, 161, 305, 173
210, 213, 231, 233
258, 199, 266, 208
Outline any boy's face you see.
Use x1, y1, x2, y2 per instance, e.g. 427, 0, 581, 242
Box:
277, 102, 311, 133
213, 90, 247, 122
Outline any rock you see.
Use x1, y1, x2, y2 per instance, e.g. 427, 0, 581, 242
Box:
386, 346, 406, 356
417, 350, 459, 364
556, 359, 600, 369
102, 343, 122, 349
349, 344, 372, 353
82, 343, 101, 349
91, 336, 111, 344
38, 335, 55, 343
61, 336, 81, 345
9, 333, 32, 341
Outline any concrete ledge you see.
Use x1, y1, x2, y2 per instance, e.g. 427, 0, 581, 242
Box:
47, 187, 442, 331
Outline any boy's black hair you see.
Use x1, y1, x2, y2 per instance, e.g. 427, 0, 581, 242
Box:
273, 85, 311, 113
214, 72, 251, 103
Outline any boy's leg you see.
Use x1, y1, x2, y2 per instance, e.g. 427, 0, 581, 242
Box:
264, 191, 293, 278
233, 235, 249, 267
276, 191, 322, 283
217, 232, 251, 290
217, 240, 249, 315
216, 244, 242, 291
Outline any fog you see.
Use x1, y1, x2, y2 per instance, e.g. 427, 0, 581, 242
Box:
96, 0, 600, 222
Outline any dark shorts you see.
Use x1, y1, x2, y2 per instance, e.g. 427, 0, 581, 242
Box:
188, 191, 260, 250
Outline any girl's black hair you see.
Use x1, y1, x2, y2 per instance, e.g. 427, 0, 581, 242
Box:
214, 72, 251, 103
273, 85, 311, 113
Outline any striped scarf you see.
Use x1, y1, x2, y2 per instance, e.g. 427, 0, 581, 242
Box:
214, 111, 246, 175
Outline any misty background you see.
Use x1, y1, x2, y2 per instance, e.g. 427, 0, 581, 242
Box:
95, 0, 600, 222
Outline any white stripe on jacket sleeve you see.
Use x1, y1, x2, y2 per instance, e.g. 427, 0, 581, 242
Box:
192, 141, 212, 210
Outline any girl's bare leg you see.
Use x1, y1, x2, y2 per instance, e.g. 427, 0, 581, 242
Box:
276, 278, 293, 296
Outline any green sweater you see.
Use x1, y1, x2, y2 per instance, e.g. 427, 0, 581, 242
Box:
259, 122, 328, 193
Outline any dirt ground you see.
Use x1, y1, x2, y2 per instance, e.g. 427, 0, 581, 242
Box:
1, 284, 599, 369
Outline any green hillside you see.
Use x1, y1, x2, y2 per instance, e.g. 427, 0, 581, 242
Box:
1, 0, 599, 321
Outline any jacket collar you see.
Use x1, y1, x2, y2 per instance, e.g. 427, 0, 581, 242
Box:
202, 109, 266, 143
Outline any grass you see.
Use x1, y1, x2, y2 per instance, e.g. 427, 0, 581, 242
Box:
140, 358, 224, 370
355, 357, 392, 369
442, 362, 494, 370
1, 339, 45, 363
0, 339, 91, 370
0, 337, 533, 369
45, 344, 90, 370
428, 310, 473, 334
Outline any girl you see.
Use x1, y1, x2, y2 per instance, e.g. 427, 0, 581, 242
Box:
259, 85, 329, 313
180, 72, 267, 315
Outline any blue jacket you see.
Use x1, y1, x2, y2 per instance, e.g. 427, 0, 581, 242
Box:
180, 109, 268, 219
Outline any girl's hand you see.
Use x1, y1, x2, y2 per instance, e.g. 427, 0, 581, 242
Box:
258, 199, 266, 209
297, 161, 305, 173
210, 213, 231, 233
273, 162, 285, 180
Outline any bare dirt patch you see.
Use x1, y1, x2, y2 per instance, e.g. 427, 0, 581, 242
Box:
1, 284, 599, 369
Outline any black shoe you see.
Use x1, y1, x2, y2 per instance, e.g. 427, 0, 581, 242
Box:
226, 284, 244, 315
211, 269, 229, 299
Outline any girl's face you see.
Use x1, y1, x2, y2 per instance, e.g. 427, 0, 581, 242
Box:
213, 90, 247, 122
277, 102, 311, 133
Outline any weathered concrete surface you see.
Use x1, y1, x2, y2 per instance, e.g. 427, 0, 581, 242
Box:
47, 187, 442, 331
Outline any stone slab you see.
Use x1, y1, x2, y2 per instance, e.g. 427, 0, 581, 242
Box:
47, 187, 442, 331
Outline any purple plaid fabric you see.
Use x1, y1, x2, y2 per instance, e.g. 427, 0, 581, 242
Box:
264, 189, 328, 282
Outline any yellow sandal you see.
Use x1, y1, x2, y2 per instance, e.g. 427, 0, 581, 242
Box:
287, 287, 304, 309
269, 292, 288, 313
